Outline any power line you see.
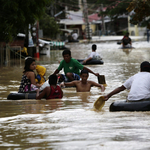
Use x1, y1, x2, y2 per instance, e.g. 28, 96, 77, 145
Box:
53, 1, 101, 14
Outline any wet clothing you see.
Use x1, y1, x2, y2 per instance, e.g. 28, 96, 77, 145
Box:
58, 58, 84, 75
35, 65, 46, 84
46, 85, 62, 99
61, 73, 80, 82
18, 74, 31, 93
72, 33, 78, 40
122, 37, 131, 45
123, 72, 150, 101
87, 52, 102, 60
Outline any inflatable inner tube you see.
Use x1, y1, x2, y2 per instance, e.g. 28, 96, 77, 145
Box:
119, 45, 135, 49
117, 41, 122, 45
77, 59, 104, 65
110, 100, 150, 112
7, 90, 46, 100
120, 47, 135, 49
7, 92, 37, 100
68, 40, 79, 43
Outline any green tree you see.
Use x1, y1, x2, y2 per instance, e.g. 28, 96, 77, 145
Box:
127, 0, 150, 28
39, 14, 60, 39
86, 0, 150, 29
0, 0, 49, 42
40, 0, 80, 39
95, 0, 131, 18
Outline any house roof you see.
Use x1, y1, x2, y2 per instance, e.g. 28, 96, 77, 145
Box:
59, 11, 84, 25
59, 10, 127, 25
88, 13, 101, 22
60, 29, 73, 33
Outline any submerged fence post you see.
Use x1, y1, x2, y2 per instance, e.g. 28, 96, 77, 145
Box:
20, 46, 21, 67
0, 45, 2, 66
5, 44, 9, 66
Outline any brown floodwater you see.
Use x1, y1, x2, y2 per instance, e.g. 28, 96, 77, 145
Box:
1, 42, 150, 149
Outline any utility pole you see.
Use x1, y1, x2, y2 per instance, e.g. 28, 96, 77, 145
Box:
101, 4, 105, 35
35, 21, 39, 59
83, 0, 91, 40
79, 0, 83, 11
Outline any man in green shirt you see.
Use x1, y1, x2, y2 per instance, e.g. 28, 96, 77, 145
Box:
53, 50, 100, 82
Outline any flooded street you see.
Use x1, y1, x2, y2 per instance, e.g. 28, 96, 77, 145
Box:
1, 41, 150, 149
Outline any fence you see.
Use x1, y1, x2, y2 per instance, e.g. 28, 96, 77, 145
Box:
0, 41, 66, 67
0, 45, 24, 67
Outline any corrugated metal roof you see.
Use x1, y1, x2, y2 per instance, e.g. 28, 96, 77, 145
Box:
59, 11, 84, 25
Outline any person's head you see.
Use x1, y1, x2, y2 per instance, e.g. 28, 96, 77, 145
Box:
125, 32, 129, 37
24, 57, 36, 73
49, 74, 58, 85
80, 69, 89, 82
140, 61, 150, 72
62, 50, 71, 63
92, 44, 97, 51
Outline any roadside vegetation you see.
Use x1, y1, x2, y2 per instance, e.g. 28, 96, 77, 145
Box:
0, 0, 150, 43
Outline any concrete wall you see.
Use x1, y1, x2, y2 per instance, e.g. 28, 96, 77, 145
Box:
128, 16, 146, 36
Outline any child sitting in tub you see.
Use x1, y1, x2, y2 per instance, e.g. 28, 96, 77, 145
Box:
36, 74, 63, 100
18, 57, 41, 93
82, 44, 102, 64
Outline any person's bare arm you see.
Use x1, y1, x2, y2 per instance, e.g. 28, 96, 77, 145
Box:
28, 72, 41, 87
60, 81, 76, 88
123, 42, 125, 47
36, 89, 40, 98
53, 69, 59, 75
90, 81, 105, 92
60, 88, 63, 97
83, 57, 92, 63
83, 66, 99, 76
122, 39, 125, 47
63, 81, 77, 87
36, 87, 50, 100
104, 85, 126, 101
130, 39, 132, 46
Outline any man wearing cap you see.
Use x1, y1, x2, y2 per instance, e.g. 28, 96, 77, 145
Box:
104, 61, 150, 102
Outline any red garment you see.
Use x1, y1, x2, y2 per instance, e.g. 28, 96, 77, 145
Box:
46, 85, 62, 99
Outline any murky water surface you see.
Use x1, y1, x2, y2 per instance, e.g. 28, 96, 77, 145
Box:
1, 42, 150, 149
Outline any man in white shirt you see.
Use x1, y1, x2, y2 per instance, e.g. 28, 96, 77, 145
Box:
82, 44, 102, 64
72, 32, 78, 41
104, 61, 150, 102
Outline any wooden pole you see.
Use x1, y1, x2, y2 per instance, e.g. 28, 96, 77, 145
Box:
83, 0, 91, 40
35, 21, 39, 59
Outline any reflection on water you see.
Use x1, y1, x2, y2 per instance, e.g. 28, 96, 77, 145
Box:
0, 42, 150, 149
